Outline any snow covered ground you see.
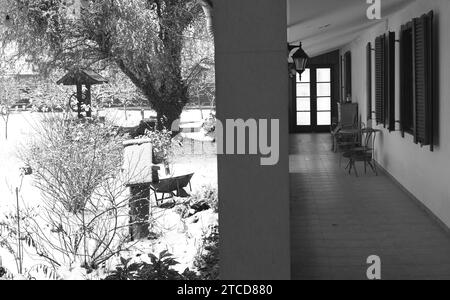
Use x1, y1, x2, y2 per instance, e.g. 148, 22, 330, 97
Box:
0, 109, 217, 280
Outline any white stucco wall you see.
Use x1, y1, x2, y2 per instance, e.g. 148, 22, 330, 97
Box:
341, 0, 450, 227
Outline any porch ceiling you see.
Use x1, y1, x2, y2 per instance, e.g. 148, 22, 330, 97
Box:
287, 0, 411, 56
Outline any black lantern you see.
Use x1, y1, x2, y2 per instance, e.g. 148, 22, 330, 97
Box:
288, 43, 309, 77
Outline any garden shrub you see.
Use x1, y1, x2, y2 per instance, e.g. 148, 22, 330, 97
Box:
18, 115, 136, 271
23, 116, 125, 213
194, 225, 219, 280
191, 185, 218, 214
175, 185, 218, 219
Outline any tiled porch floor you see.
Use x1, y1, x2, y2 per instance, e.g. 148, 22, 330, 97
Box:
290, 133, 450, 280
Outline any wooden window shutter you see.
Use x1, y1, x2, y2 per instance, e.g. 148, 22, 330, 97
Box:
375, 35, 385, 125
399, 24, 410, 137
413, 11, 435, 149
344, 51, 352, 98
386, 32, 396, 132
366, 43, 372, 121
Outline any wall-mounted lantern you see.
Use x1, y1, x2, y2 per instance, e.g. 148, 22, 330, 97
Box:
288, 43, 309, 78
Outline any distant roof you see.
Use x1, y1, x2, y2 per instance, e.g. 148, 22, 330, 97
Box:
56, 68, 108, 86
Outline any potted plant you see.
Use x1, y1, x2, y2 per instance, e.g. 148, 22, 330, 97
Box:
201, 113, 217, 141
141, 129, 176, 174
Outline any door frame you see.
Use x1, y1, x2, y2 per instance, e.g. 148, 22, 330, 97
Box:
290, 64, 336, 133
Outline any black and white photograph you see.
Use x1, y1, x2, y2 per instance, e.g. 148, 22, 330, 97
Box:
0, 0, 218, 281
0, 0, 449, 283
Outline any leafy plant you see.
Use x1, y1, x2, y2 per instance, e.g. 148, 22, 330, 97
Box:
104, 250, 199, 281
194, 225, 219, 280
140, 128, 181, 165
142, 129, 173, 159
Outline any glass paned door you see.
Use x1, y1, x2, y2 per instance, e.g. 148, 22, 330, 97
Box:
296, 69, 311, 126
316, 68, 332, 126
294, 67, 332, 132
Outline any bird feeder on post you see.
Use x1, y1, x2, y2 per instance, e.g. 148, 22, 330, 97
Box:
57, 68, 108, 118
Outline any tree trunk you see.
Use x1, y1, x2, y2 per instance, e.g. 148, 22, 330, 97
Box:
154, 102, 184, 132
118, 61, 188, 133
146, 82, 188, 132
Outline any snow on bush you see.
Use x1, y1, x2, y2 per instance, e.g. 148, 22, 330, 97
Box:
15, 115, 134, 272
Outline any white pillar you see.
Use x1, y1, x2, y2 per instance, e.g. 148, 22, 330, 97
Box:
214, 0, 291, 279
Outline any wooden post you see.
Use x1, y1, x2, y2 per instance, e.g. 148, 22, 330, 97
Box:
76, 84, 83, 119
86, 84, 92, 118
129, 184, 150, 241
